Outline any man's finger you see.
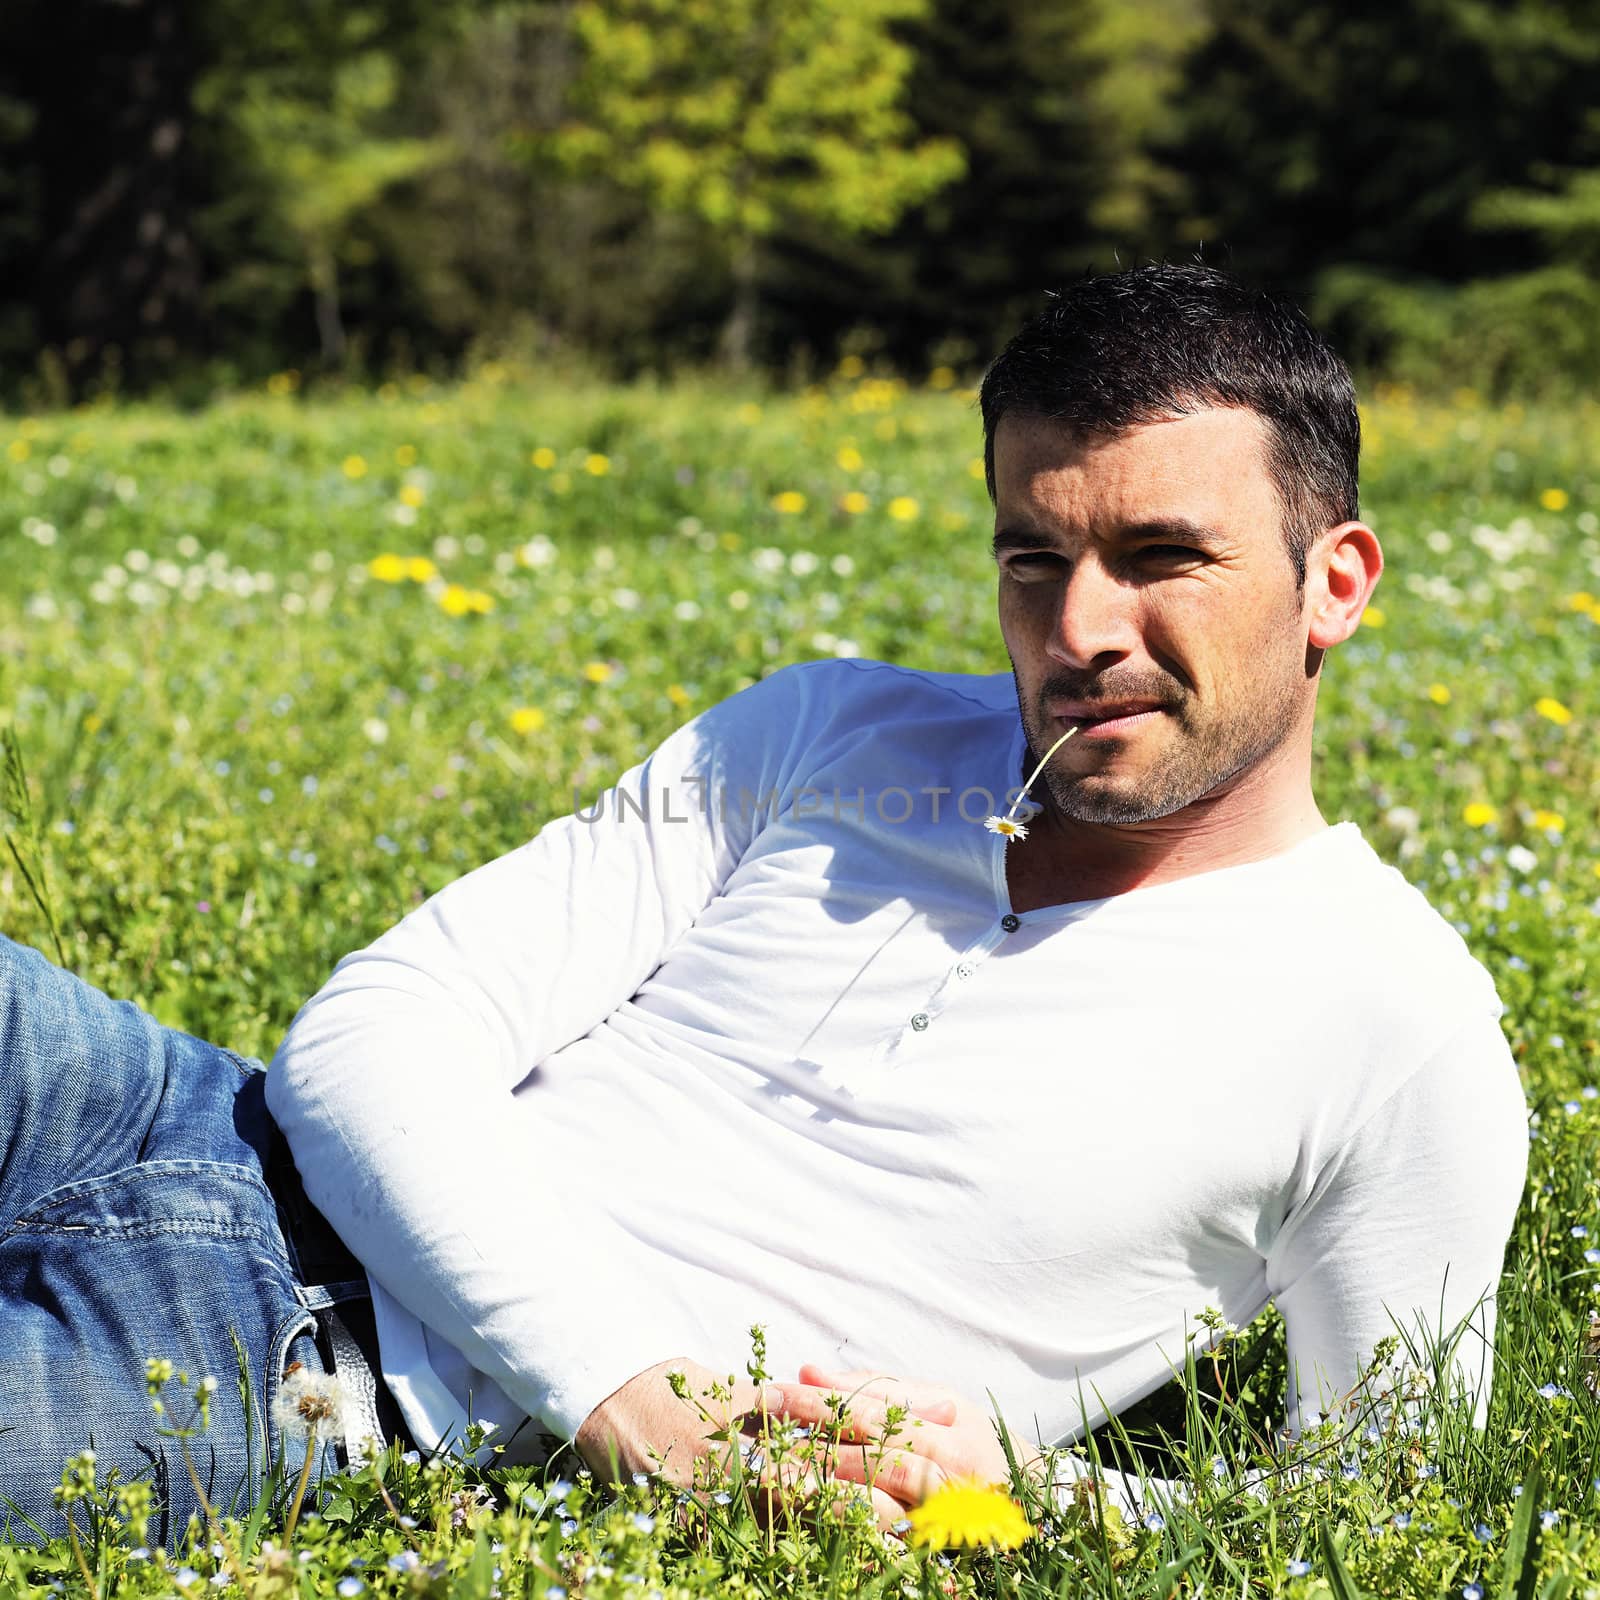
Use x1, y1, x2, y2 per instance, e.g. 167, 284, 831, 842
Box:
797, 1365, 959, 1422
750, 1457, 908, 1537
820, 1441, 951, 1506
767, 1382, 952, 1444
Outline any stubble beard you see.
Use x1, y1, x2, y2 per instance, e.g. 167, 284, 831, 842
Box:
1013, 657, 1306, 827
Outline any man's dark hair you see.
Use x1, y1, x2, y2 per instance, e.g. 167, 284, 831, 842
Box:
979, 264, 1360, 592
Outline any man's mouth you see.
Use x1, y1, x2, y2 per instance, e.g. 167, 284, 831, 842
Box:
1046, 700, 1168, 738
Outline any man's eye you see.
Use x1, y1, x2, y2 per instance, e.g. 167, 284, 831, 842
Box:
1004, 552, 1063, 571
1143, 545, 1196, 559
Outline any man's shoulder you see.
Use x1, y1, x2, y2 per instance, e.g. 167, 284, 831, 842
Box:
725, 657, 1014, 728
1299, 823, 1504, 1016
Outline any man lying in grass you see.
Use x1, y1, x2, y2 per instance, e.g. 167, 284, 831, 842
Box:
1, 264, 1527, 1546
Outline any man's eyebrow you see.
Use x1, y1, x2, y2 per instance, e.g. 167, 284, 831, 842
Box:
991, 526, 1057, 557
991, 517, 1230, 558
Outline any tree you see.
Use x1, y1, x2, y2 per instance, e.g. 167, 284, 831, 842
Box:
546, 0, 965, 366
196, 38, 448, 365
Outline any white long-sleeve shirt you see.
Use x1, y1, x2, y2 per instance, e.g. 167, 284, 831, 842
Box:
265, 657, 1529, 1493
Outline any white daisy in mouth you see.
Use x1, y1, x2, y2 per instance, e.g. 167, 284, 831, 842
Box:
982, 724, 1079, 844
984, 815, 1029, 840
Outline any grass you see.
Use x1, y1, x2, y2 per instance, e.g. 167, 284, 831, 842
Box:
2, 364, 1599, 1596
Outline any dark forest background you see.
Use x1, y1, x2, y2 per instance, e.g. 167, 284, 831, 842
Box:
3, 0, 1599, 399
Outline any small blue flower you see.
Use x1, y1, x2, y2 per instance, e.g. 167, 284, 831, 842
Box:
630, 1513, 655, 1534
1538, 1382, 1561, 1399
1573, 1225, 1590, 1238
547, 1588, 566, 1600
560, 1519, 579, 1538
1565, 1101, 1581, 1115
1393, 1513, 1411, 1530
712, 1492, 732, 1507
891, 1518, 912, 1535
175, 1569, 199, 1588
631, 1472, 651, 1487
1143, 1512, 1165, 1532
1463, 1584, 1484, 1600
1587, 1249, 1600, 1264
401, 1449, 421, 1467
1287, 1560, 1311, 1578
1418, 1462, 1438, 1479
387, 1554, 419, 1575
127, 1549, 150, 1563
1341, 1458, 1361, 1480
398, 1515, 418, 1529
1474, 1522, 1494, 1541
1512, 1484, 1524, 1498
337, 1579, 365, 1598
1540, 1509, 1560, 1530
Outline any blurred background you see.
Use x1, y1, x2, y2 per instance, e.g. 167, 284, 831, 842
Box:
2, 0, 1598, 402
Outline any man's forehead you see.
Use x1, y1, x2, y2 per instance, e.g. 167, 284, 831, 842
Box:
991, 408, 1280, 524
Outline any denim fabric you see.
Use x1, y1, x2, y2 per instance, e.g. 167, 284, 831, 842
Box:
0, 933, 348, 1549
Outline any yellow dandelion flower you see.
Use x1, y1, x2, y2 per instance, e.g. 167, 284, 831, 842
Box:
772, 490, 807, 514
666, 684, 692, 708
439, 584, 478, 617
395, 444, 417, 466
839, 491, 870, 515
1360, 605, 1386, 629
583, 453, 611, 477
530, 447, 557, 470
836, 445, 863, 472
928, 365, 956, 390
1540, 488, 1570, 512
1426, 683, 1452, 705
836, 354, 865, 380
906, 1477, 1033, 1551
888, 496, 920, 522
968, 457, 987, 481
583, 661, 613, 684
399, 483, 426, 508
465, 589, 495, 615
7, 439, 31, 463
1532, 809, 1565, 833
342, 455, 368, 479
368, 553, 407, 583
404, 556, 437, 583
1463, 802, 1499, 828
1565, 592, 1596, 615
1593, 862, 1600, 881
509, 707, 546, 735
736, 402, 763, 425
1535, 696, 1573, 726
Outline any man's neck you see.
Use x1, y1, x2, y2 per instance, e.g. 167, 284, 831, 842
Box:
1003, 770, 1329, 913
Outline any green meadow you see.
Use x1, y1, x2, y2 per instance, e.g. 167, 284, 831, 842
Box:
3, 369, 1599, 1597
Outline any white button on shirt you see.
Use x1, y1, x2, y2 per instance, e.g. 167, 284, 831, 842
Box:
265, 658, 1528, 1481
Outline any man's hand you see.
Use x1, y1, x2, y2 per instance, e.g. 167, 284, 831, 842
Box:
764, 1363, 1047, 1506
573, 1357, 910, 1531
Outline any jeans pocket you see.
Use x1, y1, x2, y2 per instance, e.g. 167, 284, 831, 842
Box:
6, 1159, 281, 1243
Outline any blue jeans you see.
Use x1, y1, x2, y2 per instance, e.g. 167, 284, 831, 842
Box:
0, 933, 367, 1549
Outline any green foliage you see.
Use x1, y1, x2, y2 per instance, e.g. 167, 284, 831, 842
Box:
1313, 265, 1600, 399
551, 0, 964, 240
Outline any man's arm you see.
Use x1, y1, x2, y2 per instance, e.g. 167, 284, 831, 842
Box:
1265, 1008, 1529, 1438
264, 667, 820, 1440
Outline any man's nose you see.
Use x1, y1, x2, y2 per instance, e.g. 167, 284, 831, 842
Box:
1045, 556, 1138, 671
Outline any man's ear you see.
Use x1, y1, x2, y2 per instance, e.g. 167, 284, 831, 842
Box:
1306, 521, 1384, 650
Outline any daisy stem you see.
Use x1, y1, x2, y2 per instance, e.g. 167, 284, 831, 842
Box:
1007, 725, 1079, 821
